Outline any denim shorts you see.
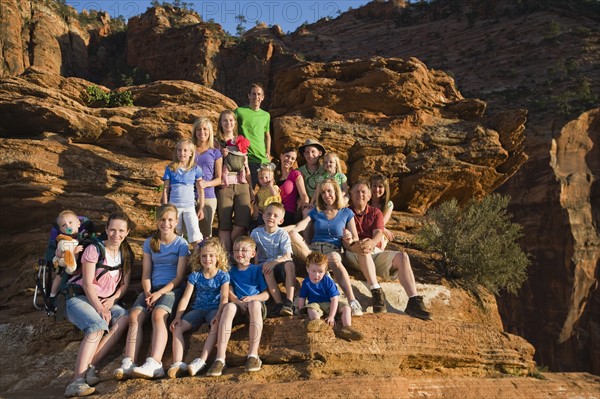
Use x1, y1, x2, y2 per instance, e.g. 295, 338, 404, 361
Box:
182, 308, 218, 329
66, 295, 128, 334
130, 286, 184, 314
310, 241, 342, 255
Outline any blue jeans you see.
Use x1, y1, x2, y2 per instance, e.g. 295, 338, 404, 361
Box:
66, 295, 128, 334
182, 308, 218, 329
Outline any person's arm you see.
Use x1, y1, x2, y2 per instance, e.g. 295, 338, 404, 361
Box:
262, 251, 293, 273
241, 289, 270, 303
342, 218, 361, 252
161, 180, 170, 204
80, 249, 110, 323
170, 281, 194, 331
294, 173, 310, 206
195, 179, 205, 220
211, 282, 230, 326
201, 156, 223, 189
326, 296, 339, 326
264, 130, 272, 160
141, 252, 153, 306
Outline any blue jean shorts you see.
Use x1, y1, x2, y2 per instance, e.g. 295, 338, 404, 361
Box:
130, 286, 184, 314
66, 295, 128, 334
182, 308, 218, 329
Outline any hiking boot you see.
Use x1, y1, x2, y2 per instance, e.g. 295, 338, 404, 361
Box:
306, 319, 328, 332
371, 288, 387, 313
405, 295, 431, 320
245, 356, 262, 372
188, 358, 206, 376
280, 299, 294, 316
206, 360, 225, 377
113, 357, 134, 381
349, 300, 363, 317
132, 357, 165, 379
337, 326, 364, 342
167, 361, 188, 379
85, 364, 101, 386
64, 378, 95, 398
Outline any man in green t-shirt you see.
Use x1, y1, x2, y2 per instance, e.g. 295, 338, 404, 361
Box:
234, 83, 271, 187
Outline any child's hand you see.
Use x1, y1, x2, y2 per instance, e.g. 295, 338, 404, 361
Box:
325, 315, 335, 326
197, 208, 204, 221
383, 228, 395, 242
170, 317, 181, 332
74, 245, 84, 254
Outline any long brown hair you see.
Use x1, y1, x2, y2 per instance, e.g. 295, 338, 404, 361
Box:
106, 211, 135, 276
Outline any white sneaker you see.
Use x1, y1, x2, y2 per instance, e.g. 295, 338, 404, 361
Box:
132, 357, 165, 379
64, 378, 95, 397
188, 358, 206, 376
167, 361, 188, 379
113, 357, 134, 381
85, 364, 101, 386
350, 300, 363, 317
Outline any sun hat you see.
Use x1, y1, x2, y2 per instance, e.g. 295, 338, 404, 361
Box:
298, 139, 326, 156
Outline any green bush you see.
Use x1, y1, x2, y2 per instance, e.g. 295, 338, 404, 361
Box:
416, 194, 529, 295
85, 85, 134, 107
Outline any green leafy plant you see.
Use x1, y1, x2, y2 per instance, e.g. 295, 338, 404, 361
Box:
85, 85, 134, 107
416, 194, 529, 295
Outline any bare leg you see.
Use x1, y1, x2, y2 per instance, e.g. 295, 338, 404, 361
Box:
149, 308, 169, 363
215, 303, 237, 360
328, 252, 356, 302
73, 330, 103, 380
199, 321, 219, 362
124, 309, 147, 364
356, 252, 379, 287
231, 225, 246, 244
288, 231, 310, 262
171, 319, 193, 363
284, 260, 296, 301
91, 314, 129, 365
340, 305, 352, 327
247, 301, 263, 357
219, 230, 232, 253
306, 308, 320, 320
264, 270, 283, 303
393, 252, 418, 297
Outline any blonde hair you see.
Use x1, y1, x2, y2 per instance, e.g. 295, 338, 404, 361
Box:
168, 139, 196, 172
189, 237, 229, 272
191, 117, 215, 149
316, 179, 345, 211
56, 209, 78, 224
216, 110, 237, 145
324, 152, 343, 174
234, 235, 256, 250
150, 204, 178, 253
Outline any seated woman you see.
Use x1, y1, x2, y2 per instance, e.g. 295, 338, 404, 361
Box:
287, 179, 363, 316
63, 211, 134, 397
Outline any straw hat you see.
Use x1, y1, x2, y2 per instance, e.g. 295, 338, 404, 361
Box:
298, 139, 326, 156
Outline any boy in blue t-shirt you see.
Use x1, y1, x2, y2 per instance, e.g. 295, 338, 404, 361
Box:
298, 252, 363, 341
213, 236, 270, 373
250, 202, 296, 317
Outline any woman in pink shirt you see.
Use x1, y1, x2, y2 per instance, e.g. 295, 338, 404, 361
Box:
276, 147, 310, 226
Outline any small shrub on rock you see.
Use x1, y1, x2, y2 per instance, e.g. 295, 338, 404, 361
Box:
416, 193, 529, 295
85, 85, 134, 107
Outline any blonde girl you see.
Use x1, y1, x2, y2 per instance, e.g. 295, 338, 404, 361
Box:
116, 204, 189, 380
312, 152, 349, 205
162, 139, 205, 246
168, 237, 230, 378
253, 163, 282, 223
192, 117, 222, 238
369, 174, 395, 250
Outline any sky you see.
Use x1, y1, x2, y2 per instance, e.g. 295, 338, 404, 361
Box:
66, 0, 371, 35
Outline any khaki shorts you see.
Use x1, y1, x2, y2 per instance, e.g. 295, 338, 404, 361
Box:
344, 249, 398, 280
303, 297, 349, 317
217, 182, 251, 230
309, 241, 341, 255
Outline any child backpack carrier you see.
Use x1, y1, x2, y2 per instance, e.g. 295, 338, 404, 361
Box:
33, 216, 95, 313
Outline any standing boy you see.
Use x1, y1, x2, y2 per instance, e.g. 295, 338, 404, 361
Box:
250, 202, 296, 316
211, 236, 270, 374
298, 252, 363, 341
235, 83, 271, 186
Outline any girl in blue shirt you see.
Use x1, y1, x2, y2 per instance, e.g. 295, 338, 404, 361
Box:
114, 204, 189, 381
162, 138, 205, 246
168, 237, 230, 378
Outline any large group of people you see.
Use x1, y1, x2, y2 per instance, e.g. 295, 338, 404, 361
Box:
49, 83, 431, 397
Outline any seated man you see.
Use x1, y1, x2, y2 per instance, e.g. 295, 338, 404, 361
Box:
343, 180, 431, 320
